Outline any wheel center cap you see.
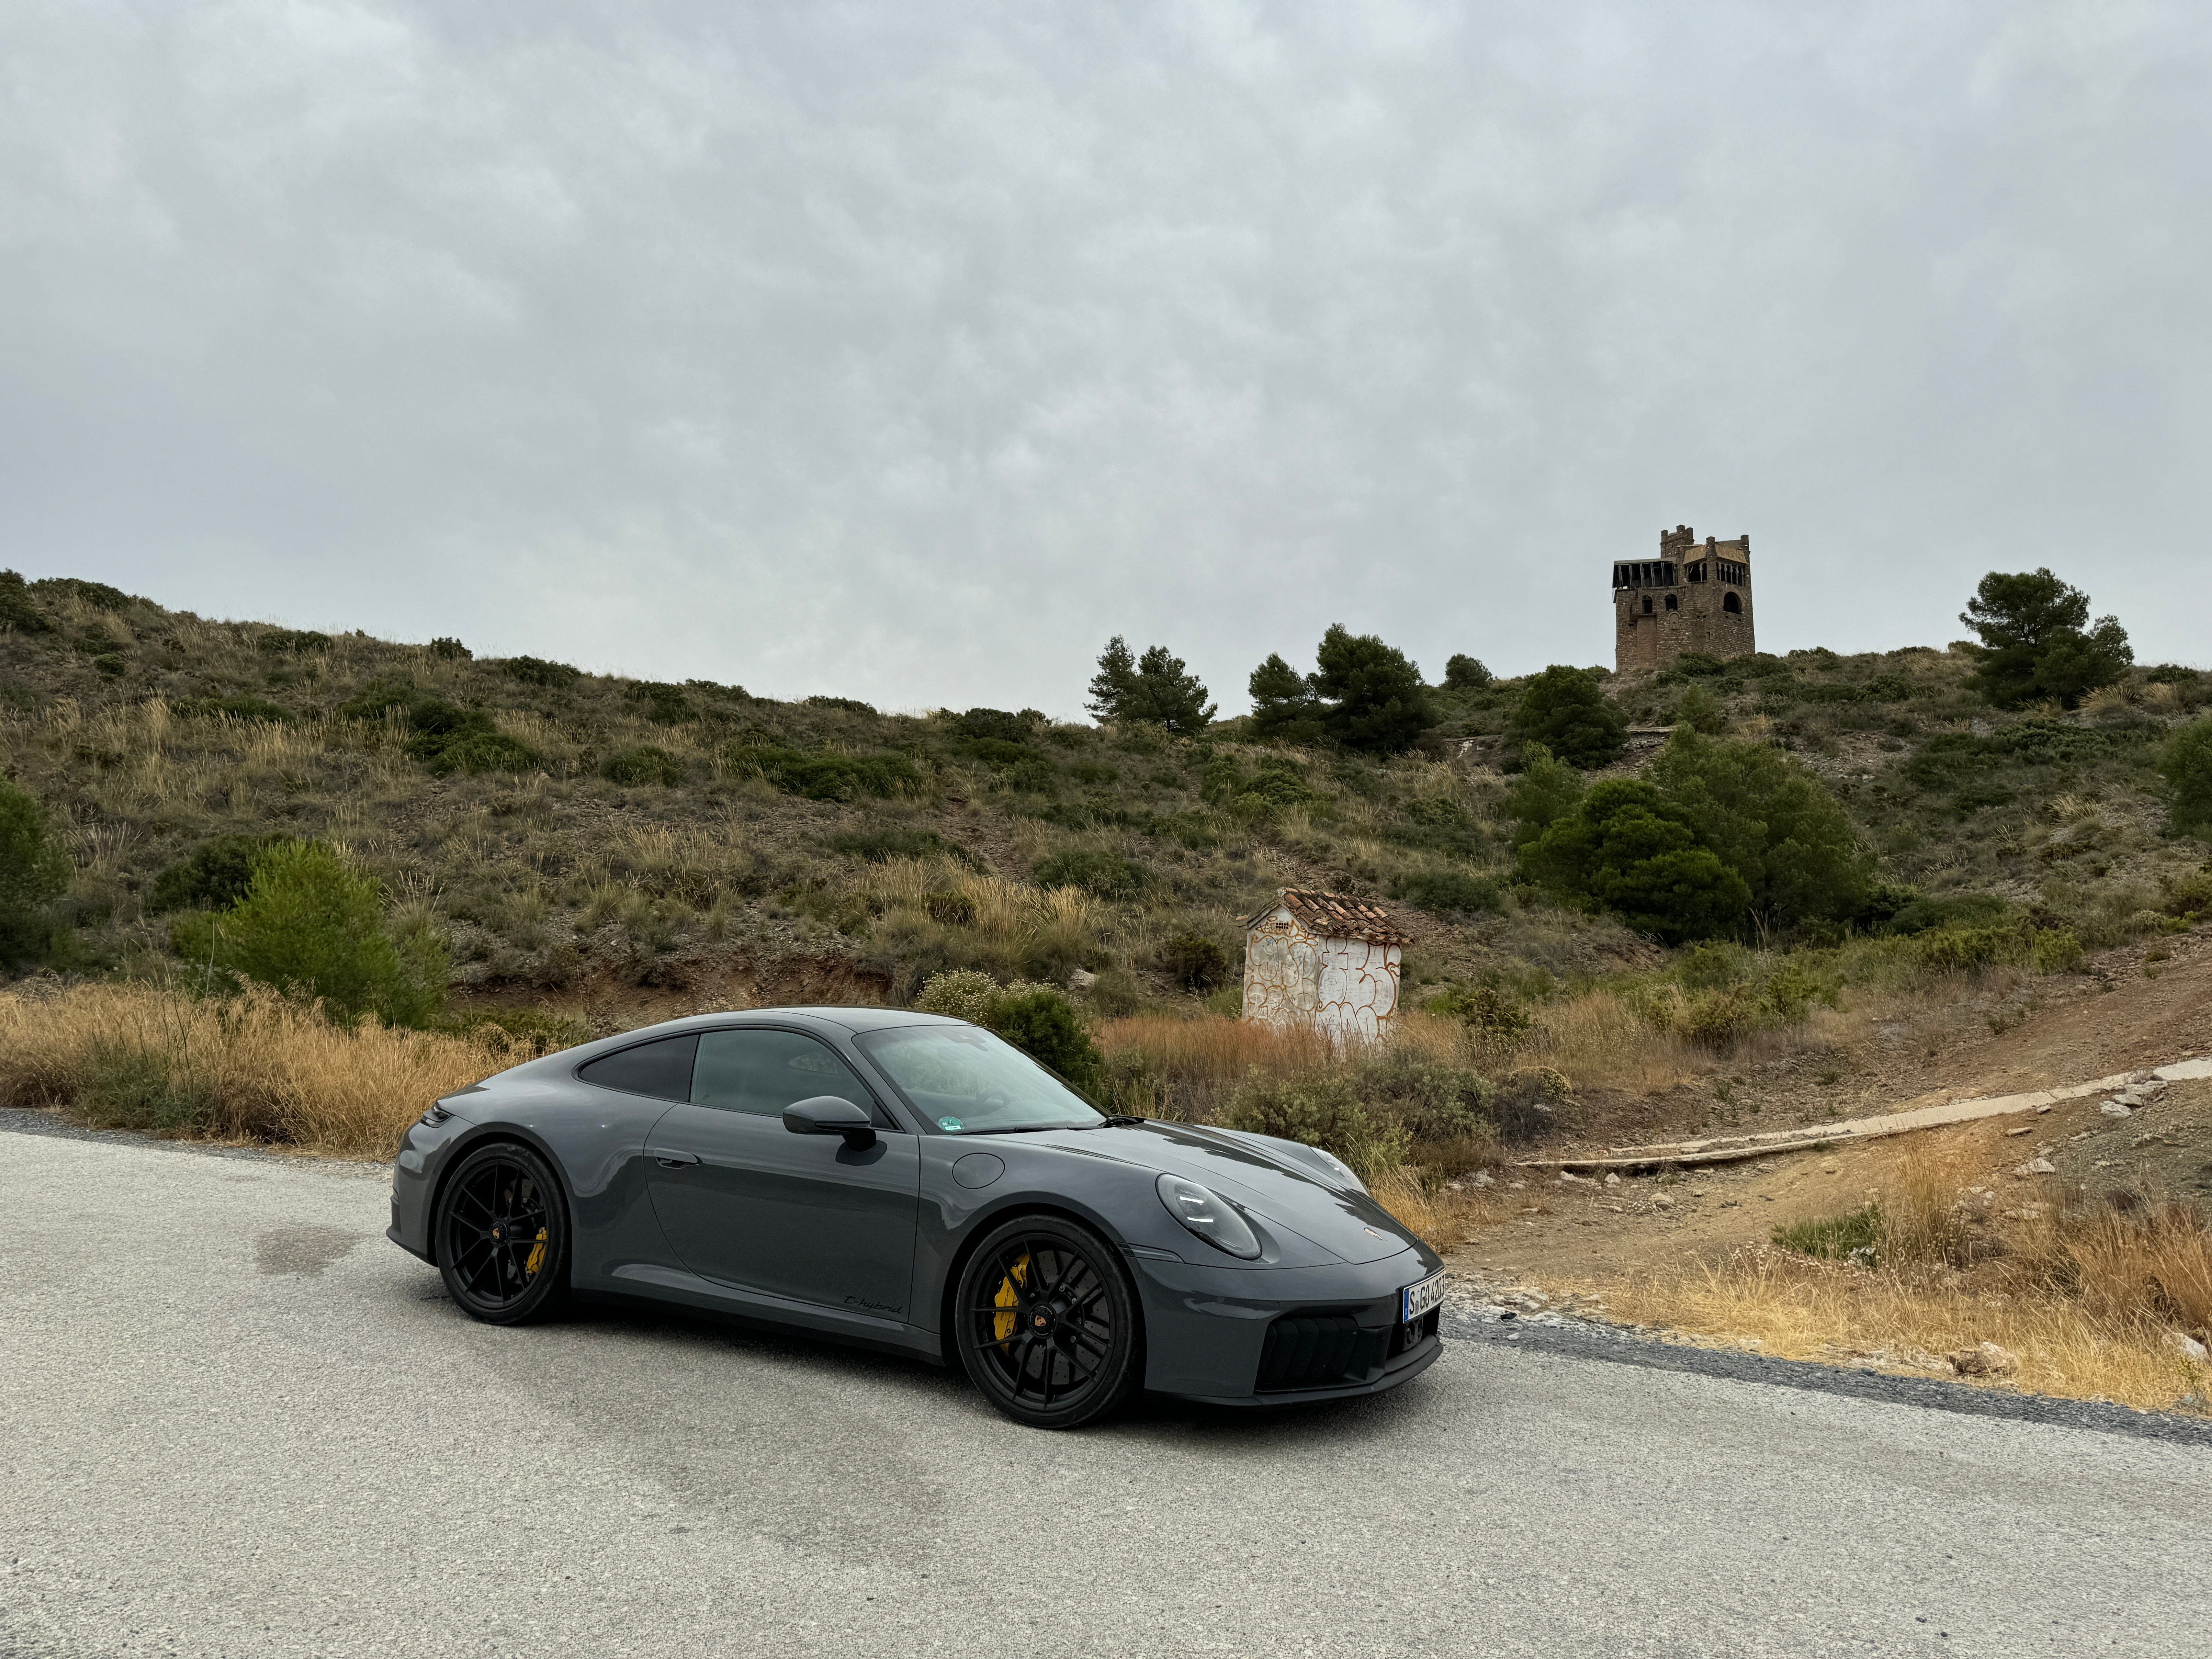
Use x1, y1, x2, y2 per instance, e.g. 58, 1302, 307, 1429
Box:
1030, 1311, 1052, 1331
492, 1227, 503, 1239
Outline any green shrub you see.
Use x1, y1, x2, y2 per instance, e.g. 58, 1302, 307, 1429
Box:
68, 1044, 223, 1136
1391, 869, 1501, 916
91, 654, 126, 678
603, 745, 685, 787
830, 827, 980, 867
174, 841, 445, 1027
497, 655, 580, 689
913, 969, 1101, 1089
0, 778, 69, 967
1225, 1072, 1408, 1177
1647, 730, 1872, 929
951, 708, 1034, 744
430, 731, 541, 776
170, 695, 291, 723
34, 575, 137, 611
1502, 743, 1587, 848
0, 571, 54, 634
1674, 684, 1728, 734
1159, 931, 1231, 991
149, 834, 298, 913
1443, 654, 1493, 689
723, 741, 922, 801
428, 637, 471, 660
1507, 666, 1627, 769
257, 628, 330, 656
626, 682, 696, 725
1774, 1206, 1882, 1261
1428, 982, 1531, 1053
2029, 928, 2085, 974
1680, 986, 1760, 1047
805, 694, 876, 715
2160, 716, 2212, 836
962, 736, 1033, 767
2159, 866, 2212, 917
333, 682, 535, 773
1031, 848, 1144, 899
1519, 779, 1750, 943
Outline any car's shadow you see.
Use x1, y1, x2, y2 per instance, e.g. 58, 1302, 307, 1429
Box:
392, 1271, 1448, 1447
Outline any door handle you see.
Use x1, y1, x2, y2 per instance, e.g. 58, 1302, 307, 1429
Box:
654, 1151, 701, 1168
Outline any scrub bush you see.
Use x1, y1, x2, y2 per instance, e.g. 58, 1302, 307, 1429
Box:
0, 778, 69, 967
1031, 848, 1144, 900
724, 741, 922, 801
2160, 716, 2212, 837
149, 834, 299, 913
913, 970, 1102, 1090
171, 841, 446, 1027
497, 655, 580, 688
1507, 667, 1627, 769
1158, 931, 1231, 991
1391, 869, 1502, 917
603, 745, 685, 787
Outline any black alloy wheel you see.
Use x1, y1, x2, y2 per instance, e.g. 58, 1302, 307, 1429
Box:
435, 1142, 571, 1325
955, 1215, 1140, 1429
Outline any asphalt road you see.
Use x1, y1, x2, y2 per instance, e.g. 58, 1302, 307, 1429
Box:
5, 1123, 2209, 1658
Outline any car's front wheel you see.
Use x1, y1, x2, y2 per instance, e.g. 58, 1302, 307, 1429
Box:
955, 1215, 1140, 1429
435, 1142, 571, 1325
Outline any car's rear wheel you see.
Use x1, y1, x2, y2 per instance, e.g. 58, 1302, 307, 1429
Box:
435, 1142, 570, 1325
955, 1215, 1140, 1429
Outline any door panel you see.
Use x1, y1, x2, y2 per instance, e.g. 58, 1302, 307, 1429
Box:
641, 1029, 920, 1320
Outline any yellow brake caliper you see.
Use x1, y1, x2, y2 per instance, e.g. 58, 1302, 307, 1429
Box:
524, 1228, 547, 1278
992, 1254, 1030, 1344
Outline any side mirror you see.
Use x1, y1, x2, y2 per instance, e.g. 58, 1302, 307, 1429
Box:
783, 1095, 877, 1149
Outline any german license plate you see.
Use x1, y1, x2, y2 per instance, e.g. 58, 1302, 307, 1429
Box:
1400, 1269, 1447, 1324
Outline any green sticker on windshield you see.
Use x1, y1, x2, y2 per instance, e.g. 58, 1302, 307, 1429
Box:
938, 1116, 963, 1132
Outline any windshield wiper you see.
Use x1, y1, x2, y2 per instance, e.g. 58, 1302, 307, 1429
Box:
953, 1123, 1092, 1136
1079, 1115, 1147, 1129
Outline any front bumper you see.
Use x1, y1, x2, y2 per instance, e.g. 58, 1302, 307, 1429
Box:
1127, 1247, 1447, 1407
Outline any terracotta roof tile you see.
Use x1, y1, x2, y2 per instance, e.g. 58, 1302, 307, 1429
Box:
1243, 887, 1415, 946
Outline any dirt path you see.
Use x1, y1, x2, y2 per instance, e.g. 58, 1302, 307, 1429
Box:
1452, 927, 2212, 1284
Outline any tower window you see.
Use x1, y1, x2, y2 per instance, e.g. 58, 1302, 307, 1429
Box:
1642, 595, 1653, 615
1665, 594, 1678, 611
1723, 591, 1742, 615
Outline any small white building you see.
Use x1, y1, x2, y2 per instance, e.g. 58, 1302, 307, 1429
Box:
1240, 888, 1412, 1045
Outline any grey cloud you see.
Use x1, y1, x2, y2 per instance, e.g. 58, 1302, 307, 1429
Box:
3, 0, 2206, 715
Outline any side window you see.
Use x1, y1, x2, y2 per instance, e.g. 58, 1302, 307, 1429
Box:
692, 1030, 888, 1124
577, 1033, 699, 1101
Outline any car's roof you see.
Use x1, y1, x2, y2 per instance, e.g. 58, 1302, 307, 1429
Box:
589, 1005, 958, 1045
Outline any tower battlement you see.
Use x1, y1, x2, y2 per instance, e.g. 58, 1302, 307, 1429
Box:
1612, 524, 1755, 672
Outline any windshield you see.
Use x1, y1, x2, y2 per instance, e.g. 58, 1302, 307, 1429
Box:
855, 1024, 1103, 1134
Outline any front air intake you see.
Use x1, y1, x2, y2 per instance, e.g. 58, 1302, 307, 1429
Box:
1255, 1312, 1394, 1391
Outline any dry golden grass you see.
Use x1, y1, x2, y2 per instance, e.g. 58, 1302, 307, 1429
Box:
1594, 1145, 2212, 1413
1520, 990, 1702, 1095
1600, 1249, 2209, 1414
1093, 1012, 1337, 1083
0, 982, 515, 1159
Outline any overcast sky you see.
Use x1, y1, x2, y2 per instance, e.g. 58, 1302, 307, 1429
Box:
4, 2, 2206, 715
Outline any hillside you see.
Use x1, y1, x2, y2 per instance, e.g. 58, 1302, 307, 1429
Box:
5, 572, 2207, 1056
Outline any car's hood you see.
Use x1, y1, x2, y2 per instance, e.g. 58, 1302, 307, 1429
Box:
1041, 1121, 1421, 1265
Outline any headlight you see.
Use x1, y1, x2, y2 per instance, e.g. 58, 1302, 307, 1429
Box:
1156, 1174, 1261, 1260
419, 1104, 453, 1127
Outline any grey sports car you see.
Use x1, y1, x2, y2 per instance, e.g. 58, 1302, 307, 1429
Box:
386, 1007, 1446, 1428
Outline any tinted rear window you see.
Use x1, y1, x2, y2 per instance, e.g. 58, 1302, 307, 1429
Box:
576, 1033, 699, 1101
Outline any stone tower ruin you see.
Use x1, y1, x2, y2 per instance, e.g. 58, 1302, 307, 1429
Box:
1613, 524, 1754, 673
